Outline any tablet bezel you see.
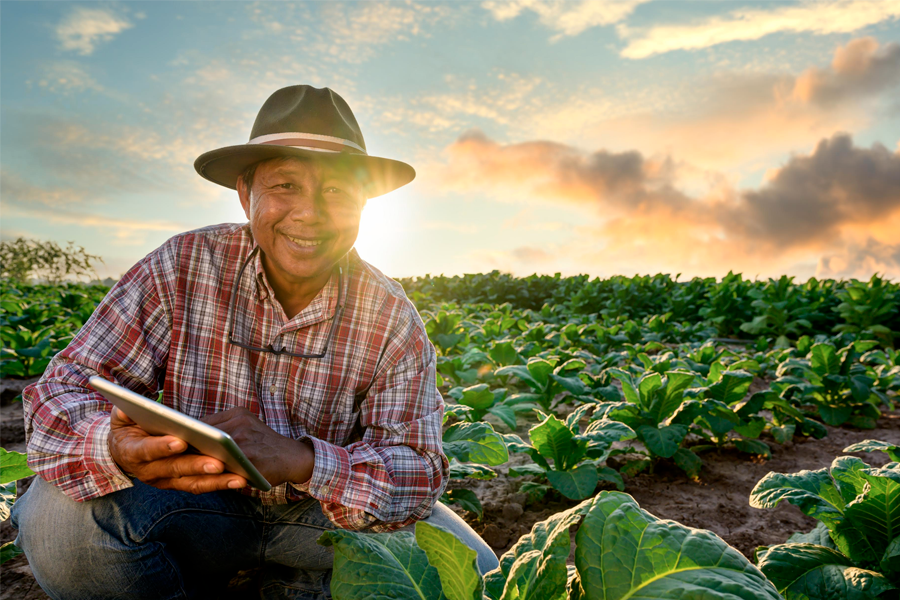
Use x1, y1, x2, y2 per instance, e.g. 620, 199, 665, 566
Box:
89, 376, 272, 491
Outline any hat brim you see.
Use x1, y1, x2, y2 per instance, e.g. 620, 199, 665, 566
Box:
194, 145, 415, 199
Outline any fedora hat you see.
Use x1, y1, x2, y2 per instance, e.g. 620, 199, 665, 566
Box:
194, 85, 415, 198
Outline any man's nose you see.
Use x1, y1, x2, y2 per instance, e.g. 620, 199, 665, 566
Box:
289, 191, 326, 222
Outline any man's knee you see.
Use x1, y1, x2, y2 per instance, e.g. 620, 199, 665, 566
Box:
414, 502, 501, 576
11, 477, 186, 600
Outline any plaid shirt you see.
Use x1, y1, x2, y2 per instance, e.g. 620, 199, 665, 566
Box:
22, 223, 448, 531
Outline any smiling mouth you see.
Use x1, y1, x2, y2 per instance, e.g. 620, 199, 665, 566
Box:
286, 234, 324, 248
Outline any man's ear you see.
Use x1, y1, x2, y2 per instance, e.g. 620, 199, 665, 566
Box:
236, 175, 252, 219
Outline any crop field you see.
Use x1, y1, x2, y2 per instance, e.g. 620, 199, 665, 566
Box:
2, 272, 900, 599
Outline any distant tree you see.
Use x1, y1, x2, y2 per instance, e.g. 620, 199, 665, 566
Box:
0, 238, 103, 284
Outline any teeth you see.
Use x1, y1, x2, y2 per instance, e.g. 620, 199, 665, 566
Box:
287, 235, 323, 247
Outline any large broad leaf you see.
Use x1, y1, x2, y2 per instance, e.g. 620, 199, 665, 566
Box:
705, 370, 753, 405
487, 405, 518, 431
637, 424, 687, 459
318, 529, 447, 600
530, 414, 581, 470
811, 343, 841, 376
443, 422, 509, 466
749, 468, 846, 530
0, 448, 34, 484
757, 543, 894, 600
571, 491, 781, 600
844, 439, 900, 462
484, 498, 592, 600
526, 359, 554, 387
638, 372, 663, 411
458, 384, 495, 411
495, 365, 540, 390
608, 369, 640, 405
416, 522, 483, 600
546, 464, 598, 500
839, 466, 900, 558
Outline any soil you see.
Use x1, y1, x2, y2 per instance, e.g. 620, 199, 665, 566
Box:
3, 384, 899, 599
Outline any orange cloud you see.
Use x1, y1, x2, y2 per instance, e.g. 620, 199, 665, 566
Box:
431, 130, 900, 279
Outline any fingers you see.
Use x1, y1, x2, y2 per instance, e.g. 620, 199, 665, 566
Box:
110, 406, 136, 427
141, 453, 228, 480
153, 473, 247, 495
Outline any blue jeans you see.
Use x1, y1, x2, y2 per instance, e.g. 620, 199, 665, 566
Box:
11, 477, 499, 600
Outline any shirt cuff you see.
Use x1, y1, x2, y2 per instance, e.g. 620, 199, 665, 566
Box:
301, 436, 351, 504
84, 413, 134, 495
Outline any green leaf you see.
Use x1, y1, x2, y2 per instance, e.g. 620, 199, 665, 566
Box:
449, 461, 497, 480
487, 405, 518, 431
443, 422, 509, 466
845, 439, 900, 462
495, 365, 540, 390
749, 468, 846, 530
0, 481, 16, 521
785, 522, 835, 548
0, 541, 23, 565
811, 343, 841, 376
818, 404, 853, 426
771, 424, 796, 444
526, 359, 554, 387
318, 529, 447, 600
416, 522, 483, 600
571, 491, 781, 600
757, 543, 894, 599
637, 424, 686, 459
840, 467, 900, 558
529, 414, 579, 469
458, 384, 495, 411
672, 448, 702, 478
0, 448, 34, 485
546, 464, 598, 500
706, 370, 753, 405
509, 464, 546, 478
441, 489, 484, 519
881, 534, 900, 575
620, 458, 651, 477
595, 466, 625, 491
733, 439, 770, 458
485, 498, 591, 600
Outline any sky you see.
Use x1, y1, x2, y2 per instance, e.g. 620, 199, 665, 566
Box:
2, 0, 900, 282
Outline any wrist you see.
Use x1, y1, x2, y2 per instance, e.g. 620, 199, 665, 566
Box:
283, 439, 315, 485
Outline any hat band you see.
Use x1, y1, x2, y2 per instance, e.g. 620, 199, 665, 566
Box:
248, 132, 366, 155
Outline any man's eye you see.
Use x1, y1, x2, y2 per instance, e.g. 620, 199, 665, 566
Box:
324, 186, 344, 194
276, 183, 295, 190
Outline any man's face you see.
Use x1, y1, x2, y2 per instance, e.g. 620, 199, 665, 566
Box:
237, 156, 365, 294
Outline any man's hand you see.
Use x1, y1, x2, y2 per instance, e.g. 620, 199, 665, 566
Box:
201, 407, 315, 487
108, 407, 247, 494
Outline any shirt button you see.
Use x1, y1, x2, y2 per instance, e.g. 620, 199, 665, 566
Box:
270, 384, 276, 395
321, 486, 330, 495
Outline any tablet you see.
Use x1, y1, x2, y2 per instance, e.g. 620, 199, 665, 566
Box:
89, 376, 272, 491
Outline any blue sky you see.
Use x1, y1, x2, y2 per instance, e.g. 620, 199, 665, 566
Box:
2, 0, 900, 281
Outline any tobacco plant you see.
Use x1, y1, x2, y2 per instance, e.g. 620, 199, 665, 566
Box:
439, 421, 509, 519
319, 491, 781, 600
751, 441, 900, 599
1, 448, 35, 564
504, 405, 635, 501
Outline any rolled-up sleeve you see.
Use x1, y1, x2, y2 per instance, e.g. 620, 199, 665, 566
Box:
22, 250, 172, 502
294, 312, 449, 531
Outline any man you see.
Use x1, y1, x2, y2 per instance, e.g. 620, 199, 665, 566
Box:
12, 85, 499, 599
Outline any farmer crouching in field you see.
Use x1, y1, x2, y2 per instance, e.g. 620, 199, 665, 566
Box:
12, 85, 499, 599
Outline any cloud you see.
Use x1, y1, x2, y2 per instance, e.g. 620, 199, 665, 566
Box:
430, 130, 900, 279
791, 37, 900, 108
539, 36, 900, 172
482, 0, 649, 41
374, 71, 543, 134
56, 6, 134, 55
618, 0, 900, 59
816, 238, 900, 279
246, 1, 455, 64
32, 60, 106, 95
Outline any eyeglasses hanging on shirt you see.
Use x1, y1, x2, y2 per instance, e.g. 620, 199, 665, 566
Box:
225, 246, 345, 359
